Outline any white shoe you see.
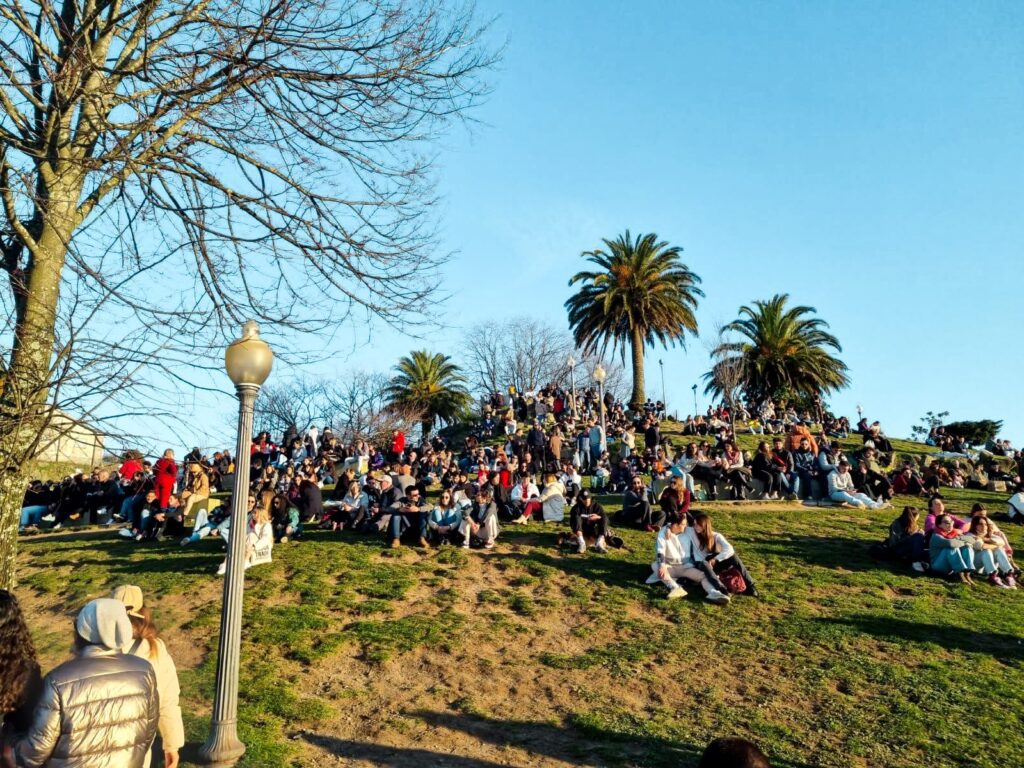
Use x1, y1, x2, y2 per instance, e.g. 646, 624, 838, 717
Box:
705, 589, 731, 605
41, 514, 55, 523
667, 586, 688, 599
576, 538, 586, 554
911, 561, 926, 573
216, 561, 227, 576
118, 527, 134, 538
593, 537, 608, 553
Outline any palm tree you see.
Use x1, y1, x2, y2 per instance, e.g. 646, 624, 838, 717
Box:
704, 294, 850, 405
565, 231, 703, 410
384, 351, 472, 439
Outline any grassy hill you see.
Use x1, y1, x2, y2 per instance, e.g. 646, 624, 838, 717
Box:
15, 479, 1024, 768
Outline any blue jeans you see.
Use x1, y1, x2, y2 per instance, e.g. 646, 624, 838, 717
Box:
795, 469, 816, 499
930, 546, 974, 574
20, 505, 48, 527
389, 511, 427, 540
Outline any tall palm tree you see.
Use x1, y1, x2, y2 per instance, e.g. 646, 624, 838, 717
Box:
384, 350, 472, 439
565, 231, 703, 410
704, 294, 850, 405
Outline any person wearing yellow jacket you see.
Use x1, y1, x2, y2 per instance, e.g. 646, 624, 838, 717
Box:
111, 585, 185, 768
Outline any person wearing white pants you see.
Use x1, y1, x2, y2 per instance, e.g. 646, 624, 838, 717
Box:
645, 512, 730, 604
827, 461, 887, 509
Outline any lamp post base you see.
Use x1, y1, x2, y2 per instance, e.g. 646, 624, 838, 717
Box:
197, 724, 246, 767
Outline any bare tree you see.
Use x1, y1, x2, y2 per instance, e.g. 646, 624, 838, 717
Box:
324, 371, 422, 446
462, 317, 574, 395
0, 0, 495, 587
252, 377, 330, 439
703, 321, 747, 434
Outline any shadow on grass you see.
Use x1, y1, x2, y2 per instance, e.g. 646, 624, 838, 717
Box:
819, 615, 1024, 662
303, 711, 815, 768
746, 532, 883, 573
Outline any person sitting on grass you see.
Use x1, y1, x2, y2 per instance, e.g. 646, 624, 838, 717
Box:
534, 472, 567, 523
923, 495, 968, 535
325, 480, 365, 531
459, 485, 499, 550
510, 473, 540, 521
689, 511, 759, 597
698, 737, 771, 768
827, 459, 888, 509
883, 506, 928, 572
270, 492, 301, 542
892, 464, 927, 496
964, 516, 1017, 589
751, 441, 784, 500
427, 488, 465, 545
569, 490, 610, 554
1007, 483, 1024, 525
387, 485, 430, 549
181, 493, 247, 546
928, 513, 975, 584
617, 475, 658, 530
646, 510, 731, 604
658, 476, 690, 530
722, 441, 753, 500
216, 494, 274, 575
792, 437, 819, 500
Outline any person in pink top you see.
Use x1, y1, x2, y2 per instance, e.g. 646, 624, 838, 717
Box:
923, 495, 968, 535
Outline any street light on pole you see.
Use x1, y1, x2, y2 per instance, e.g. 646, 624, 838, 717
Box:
593, 364, 607, 453
659, 359, 666, 415
567, 354, 577, 420
199, 321, 274, 768
691, 383, 698, 416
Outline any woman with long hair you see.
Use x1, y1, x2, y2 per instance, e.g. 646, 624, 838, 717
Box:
111, 585, 184, 768
689, 512, 759, 597
0, 590, 42, 735
885, 506, 928, 572
722, 441, 753, 500
750, 440, 783, 499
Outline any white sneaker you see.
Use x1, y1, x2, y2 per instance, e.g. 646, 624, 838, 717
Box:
593, 537, 608, 553
911, 561, 926, 573
41, 514, 55, 523
667, 586, 688, 599
705, 589, 731, 605
216, 561, 227, 576
118, 527, 134, 538
576, 537, 586, 554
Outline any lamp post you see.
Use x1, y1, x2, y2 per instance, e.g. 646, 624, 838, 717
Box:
198, 321, 274, 768
691, 383, 698, 416
593, 364, 607, 453
659, 359, 666, 414
567, 354, 577, 420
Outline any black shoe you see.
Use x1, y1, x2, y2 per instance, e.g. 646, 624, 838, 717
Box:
745, 586, 760, 598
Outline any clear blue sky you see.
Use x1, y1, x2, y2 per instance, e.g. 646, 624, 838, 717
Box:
135, 0, 1024, 453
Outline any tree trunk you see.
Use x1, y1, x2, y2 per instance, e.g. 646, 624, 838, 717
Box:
421, 418, 433, 442
629, 328, 646, 411
0, 194, 75, 588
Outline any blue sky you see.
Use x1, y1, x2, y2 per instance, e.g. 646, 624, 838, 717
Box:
143, 1, 1024, 452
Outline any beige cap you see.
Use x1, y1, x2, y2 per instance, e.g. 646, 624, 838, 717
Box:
110, 584, 145, 618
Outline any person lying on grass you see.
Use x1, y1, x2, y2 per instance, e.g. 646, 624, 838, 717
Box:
646, 510, 731, 604
928, 514, 976, 584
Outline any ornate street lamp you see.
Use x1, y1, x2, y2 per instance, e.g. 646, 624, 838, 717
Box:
593, 364, 607, 453
198, 321, 274, 767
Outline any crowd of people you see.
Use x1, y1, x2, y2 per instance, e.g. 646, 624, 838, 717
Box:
16, 384, 1024, 600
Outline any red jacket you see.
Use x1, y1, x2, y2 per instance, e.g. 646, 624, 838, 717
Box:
152, 457, 177, 507
391, 431, 405, 455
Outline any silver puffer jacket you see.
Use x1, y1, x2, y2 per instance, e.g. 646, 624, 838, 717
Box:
13, 646, 159, 768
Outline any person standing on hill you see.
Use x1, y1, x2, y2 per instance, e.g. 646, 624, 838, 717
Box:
5, 599, 159, 768
151, 449, 177, 512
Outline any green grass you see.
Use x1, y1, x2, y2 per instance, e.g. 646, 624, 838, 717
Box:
14, 469, 1024, 768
